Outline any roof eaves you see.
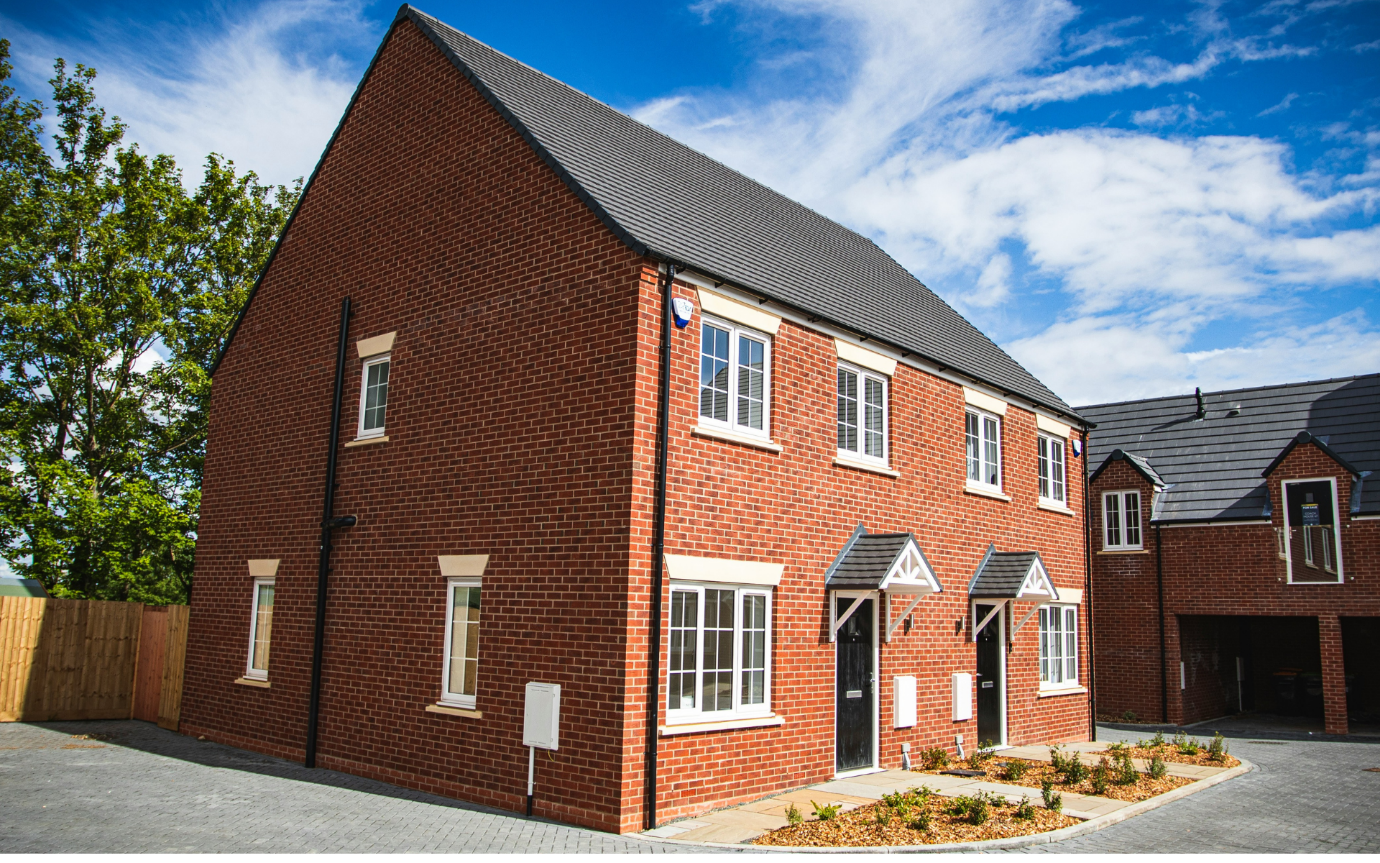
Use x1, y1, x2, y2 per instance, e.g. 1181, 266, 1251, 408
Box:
1260, 431, 1364, 479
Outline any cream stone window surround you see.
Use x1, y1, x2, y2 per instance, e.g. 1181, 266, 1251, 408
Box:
436, 554, 489, 712
963, 386, 1008, 417
696, 287, 782, 335
243, 559, 278, 683
355, 331, 396, 359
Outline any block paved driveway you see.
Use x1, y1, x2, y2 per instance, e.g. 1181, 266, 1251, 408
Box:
1, 720, 1377, 853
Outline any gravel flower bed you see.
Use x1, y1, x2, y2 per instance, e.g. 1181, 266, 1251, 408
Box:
915, 754, 1192, 804
753, 789, 1078, 848
1096, 733, 1241, 768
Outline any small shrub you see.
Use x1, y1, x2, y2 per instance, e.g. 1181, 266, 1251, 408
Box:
1148, 755, 1167, 780
967, 748, 994, 770
921, 747, 949, 770
910, 785, 935, 805
1149, 731, 1166, 749
785, 803, 803, 826
948, 793, 992, 826
1040, 779, 1063, 813
1090, 758, 1111, 796
873, 806, 891, 827
1172, 731, 1200, 755
1114, 751, 1139, 785
911, 810, 932, 832
1002, 759, 1028, 782
1106, 741, 1126, 753
1121, 709, 1138, 722
1050, 747, 1089, 784
1013, 797, 1036, 821
811, 800, 841, 822
1208, 733, 1229, 762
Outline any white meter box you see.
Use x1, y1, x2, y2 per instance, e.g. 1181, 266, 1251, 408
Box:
893, 676, 917, 728
523, 682, 560, 750
952, 673, 973, 722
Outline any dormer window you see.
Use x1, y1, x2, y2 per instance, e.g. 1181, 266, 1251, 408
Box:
1103, 490, 1142, 550
1282, 479, 1342, 583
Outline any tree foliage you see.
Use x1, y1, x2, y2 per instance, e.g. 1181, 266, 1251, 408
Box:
0, 41, 300, 603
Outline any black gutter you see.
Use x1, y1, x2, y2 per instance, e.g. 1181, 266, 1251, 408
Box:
645, 263, 677, 830
306, 297, 356, 768
1155, 523, 1167, 724
1083, 426, 1095, 741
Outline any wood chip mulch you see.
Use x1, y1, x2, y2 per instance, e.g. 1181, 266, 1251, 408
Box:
752, 794, 1078, 847
1094, 744, 1241, 768
915, 757, 1192, 803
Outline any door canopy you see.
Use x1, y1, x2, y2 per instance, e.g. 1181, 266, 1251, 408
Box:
825, 525, 942, 642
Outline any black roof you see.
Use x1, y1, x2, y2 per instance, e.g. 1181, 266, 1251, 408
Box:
397, 7, 1076, 420
824, 530, 915, 590
968, 549, 1044, 599
1079, 374, 1380, 522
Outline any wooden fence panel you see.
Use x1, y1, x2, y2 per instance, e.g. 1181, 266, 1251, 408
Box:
157, 605, 189, 730
132, 608, 168, 722
0, 597, 45, 721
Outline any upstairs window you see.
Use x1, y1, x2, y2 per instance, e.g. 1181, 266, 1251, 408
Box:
965, 409, 1001, 488
668, 583, 772, 722
1103, 490, 1142, 549
1038, 434, 1066, 504
699, 318, 770, 437
357, 355, 390, 438
1283, 479, 1342, 583
245, 578, 274, 680
837, 364, 887, 463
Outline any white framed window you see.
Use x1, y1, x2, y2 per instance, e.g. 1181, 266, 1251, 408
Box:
1038, 434, 1066, 504
1039, 605, 1078, 688
699, 318, 771, 437
667, 583, 772, 723
837, 363, 888, 463
1103, 490, 1142, 549
965, 409, 1001, 489
1282, 478, 1343, 584
245, 578, 275, 680
441, 578, 481, 708
357, 355, 390, 439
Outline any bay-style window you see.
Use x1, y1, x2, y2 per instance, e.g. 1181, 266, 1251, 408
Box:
357, 355, 390, 439
837, 364, 887, 463
1103, 490, 1142, 549
245, 578, 274, 680
1039, 605, 1078, 688
668, 584, 772, 722
441, 578, 481, 708
966, 409, 1001, 489
700, 318, 771, 438
1038, 434, 1066, 504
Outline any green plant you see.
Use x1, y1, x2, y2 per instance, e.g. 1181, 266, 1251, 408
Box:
1040, 779, 1063, 814
920, 747, 949, 770
811, 800, 841, 821
873, 806, 891, 827
1148, 755, 1167, 780
1013, 798, 1036, 821
947, 793, 992, 826
1208, 733, 1229, 762
1114, 751, 1139, 785
1121, 709, 1138, 722
1106, 741, 1126, 753
1090, 758, 1111, 796
967, 748, 994, 770
911, 810, 932, 832
1149, 731, 1166, 749
785, 803, 803, 826
1172, 731, 1201, 756
1050, 747, 1088, 784
1002, 759, 1028, 781
881, 791, 911, 819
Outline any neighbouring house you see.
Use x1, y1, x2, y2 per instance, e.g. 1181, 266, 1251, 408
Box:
180, 5, 1092, 833
1081, 375, 1380, 736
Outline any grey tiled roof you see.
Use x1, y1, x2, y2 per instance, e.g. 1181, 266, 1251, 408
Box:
825, 532, 914, 590
1079, 374, 1380, 522
402, 7, 1076, 419
968, 550, 1042, 599
1089, 449, 1165, 488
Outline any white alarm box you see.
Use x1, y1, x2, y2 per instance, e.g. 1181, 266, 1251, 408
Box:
952, 673, 973, 722
523, 682, 561, 750
893, 676, 917, 728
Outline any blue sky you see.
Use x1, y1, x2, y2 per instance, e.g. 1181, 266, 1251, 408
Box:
3, 0, 1378, 405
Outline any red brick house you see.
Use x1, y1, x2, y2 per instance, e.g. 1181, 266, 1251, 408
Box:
181, 5, 1092, 833
1082, 375, 1380, 736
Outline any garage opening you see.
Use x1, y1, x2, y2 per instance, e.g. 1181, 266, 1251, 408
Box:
1342, 617, 1380, 727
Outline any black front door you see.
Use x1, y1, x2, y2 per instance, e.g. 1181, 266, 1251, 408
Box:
836, 597, 874, 772
975, 603, 1003, 748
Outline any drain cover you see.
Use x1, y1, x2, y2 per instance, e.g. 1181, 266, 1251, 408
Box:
940, 769, 988, 777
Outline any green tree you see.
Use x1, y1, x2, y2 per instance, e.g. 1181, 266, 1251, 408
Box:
0, 41, 300, 603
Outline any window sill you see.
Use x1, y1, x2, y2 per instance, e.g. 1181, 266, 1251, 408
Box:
833, 455, 900, 478
660, 714, 783, 736
691, 424, 783, 453
1038, 500, 1075, 516
1097, 549, 1147, 555
1038, 686, 1087, 698
344, 435, 388, 448
426, 703, 482, 719
964, 483, 1011, 502
234, 677, 270, 688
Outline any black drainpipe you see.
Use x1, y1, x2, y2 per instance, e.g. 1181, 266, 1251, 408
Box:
306, 297, 357, 768
1155, 522, 1167, 724
645, 262, 677, 830
1082, 427, 1095, 741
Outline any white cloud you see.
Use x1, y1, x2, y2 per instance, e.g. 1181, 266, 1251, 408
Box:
4, 0, 370, 188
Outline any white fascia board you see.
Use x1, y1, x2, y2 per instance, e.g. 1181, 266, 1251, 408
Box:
664, 553, 784, 586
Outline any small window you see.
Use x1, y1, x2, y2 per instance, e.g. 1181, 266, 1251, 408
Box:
699, 319, 771, 437
1038, 434, 1066, 504
245, 578, 274, 680
1103, 490, 1142, 549
441, 578, 481, 708
1039, 605, 1078, 688
838, 364, 888, 463
965, 409, 1001, 488
667, 583, 772, 722
1282, 480, 1342, 583
357, 355, 390, 438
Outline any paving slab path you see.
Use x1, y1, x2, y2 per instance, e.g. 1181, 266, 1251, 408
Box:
0, 721, 1376, 853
